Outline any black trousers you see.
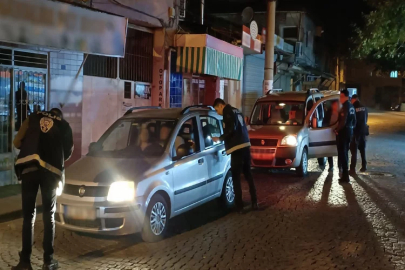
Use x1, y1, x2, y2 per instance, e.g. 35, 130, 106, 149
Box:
327, 156, 342, 169
350, 134, 367, 170
337, 129, 353, 178
20, 170, 58, 263
230, 147, 257, 209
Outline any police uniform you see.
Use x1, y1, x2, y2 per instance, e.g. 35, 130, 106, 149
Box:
335, 100, 356, 181
350, 100, 368, 171
13, 110, 73, 269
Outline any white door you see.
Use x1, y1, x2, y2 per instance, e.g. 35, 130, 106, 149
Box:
172, 117, 209, 212
306, 96, 340, 158
200, 115, 227, 197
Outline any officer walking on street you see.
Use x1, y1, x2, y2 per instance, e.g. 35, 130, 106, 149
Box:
335, 90, 356, 183
212, 98, 258, 212
350, 94, 368, 173
12, 108, 74, 270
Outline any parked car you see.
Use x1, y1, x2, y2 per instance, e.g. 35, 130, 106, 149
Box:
55, 106, 233, 242
247, 90, 340, 176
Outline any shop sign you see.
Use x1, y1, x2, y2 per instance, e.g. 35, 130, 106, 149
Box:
241, 25, 262, 54
262, 28, 284, 51
0, 0, 127, 57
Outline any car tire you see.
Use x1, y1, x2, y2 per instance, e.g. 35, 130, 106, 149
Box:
296, 148, 308, 177
220, 172, 235, 209
141, 194, 169, 243
317, 157, 327, 167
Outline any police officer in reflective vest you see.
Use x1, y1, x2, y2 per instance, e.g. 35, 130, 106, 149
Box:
350, 95, 368, 173
212, 98, 258, 213
13, 108, 73, 270
334, 90, 356, 183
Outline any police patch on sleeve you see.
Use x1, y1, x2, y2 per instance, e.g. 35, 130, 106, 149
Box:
40, 117, 54, 133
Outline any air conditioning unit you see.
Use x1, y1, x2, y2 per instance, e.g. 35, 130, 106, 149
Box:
295, 42, 303, 57
179, 0, 186, 20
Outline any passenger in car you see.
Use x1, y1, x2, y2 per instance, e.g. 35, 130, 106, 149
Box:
140, 127, 163, 156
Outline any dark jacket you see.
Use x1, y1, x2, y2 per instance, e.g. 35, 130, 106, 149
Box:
14, 111, 74, 179
335, 100, 356, 134
220, 104, 251, 154
352, 100, 368, 136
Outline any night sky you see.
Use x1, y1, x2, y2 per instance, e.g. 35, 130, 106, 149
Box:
205, 0, 370, 55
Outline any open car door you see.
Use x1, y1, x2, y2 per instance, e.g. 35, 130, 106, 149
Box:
305, 95, 340, 158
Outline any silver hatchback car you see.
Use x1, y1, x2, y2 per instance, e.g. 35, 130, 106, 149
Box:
55, 106, 234, 242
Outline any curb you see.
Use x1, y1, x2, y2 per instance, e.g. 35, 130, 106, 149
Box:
0, 206, 43, 224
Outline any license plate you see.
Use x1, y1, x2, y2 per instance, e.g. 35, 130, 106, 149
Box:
251, 153, 273, 160
64, 206, 96, 220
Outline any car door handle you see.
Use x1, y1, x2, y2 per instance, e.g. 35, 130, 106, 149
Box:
221, 150, 226, 156
198, 158, 204, 165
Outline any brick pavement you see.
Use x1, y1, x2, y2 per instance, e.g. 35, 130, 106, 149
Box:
1, 164, 404, 270
2, 112, 405, 270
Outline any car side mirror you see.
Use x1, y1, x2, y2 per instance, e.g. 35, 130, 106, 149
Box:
173, 144, 188, 161
89, 142, 101, 153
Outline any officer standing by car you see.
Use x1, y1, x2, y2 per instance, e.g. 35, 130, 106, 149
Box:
212, 98, 258, 212
12, 108, 73, 270
350, 94, 368, 173
335, 90, 356, 183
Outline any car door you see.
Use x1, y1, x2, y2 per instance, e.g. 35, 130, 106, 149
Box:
171, 116, 209, 212
200, 115, 227, 198
306, 95, 339, 158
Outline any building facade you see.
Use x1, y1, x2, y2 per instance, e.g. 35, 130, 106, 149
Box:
0, 0, 177, 186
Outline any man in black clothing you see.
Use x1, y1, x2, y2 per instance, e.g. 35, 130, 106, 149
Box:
335, 90, 356, 183
212, 98, 258, 212
350, 95, 368, 173
13, 108, 74, 270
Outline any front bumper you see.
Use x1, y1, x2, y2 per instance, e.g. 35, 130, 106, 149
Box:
55, 195, 145, 236
251, 146, 300, 168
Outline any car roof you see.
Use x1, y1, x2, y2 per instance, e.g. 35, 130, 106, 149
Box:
256, 91, 323, 102
121, 107, 221, 120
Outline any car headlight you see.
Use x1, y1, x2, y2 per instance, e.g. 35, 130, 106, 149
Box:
107, 181, 135, 202
281, 135, 297, 146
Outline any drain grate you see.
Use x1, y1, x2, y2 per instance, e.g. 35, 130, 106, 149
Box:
359, 171, 395, 177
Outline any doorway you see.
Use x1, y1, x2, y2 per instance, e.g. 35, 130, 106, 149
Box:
0, 47, 48, 185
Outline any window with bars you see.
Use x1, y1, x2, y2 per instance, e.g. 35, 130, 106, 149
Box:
83, 28, 153, 83
83, 54, 118, 79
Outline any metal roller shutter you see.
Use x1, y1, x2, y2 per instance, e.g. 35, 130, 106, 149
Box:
242, 55, 264, 116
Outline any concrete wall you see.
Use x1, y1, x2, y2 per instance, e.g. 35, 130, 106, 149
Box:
49, 51, 84, 167
346, 60, 403, 109
92, 0, 175, 28
81, 76, 152, 156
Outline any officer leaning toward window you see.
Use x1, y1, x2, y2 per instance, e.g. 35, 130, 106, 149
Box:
212, 98, 258, 213
12, 108, 73, 270
350, 94, 369, 173
334, 90, 356, 183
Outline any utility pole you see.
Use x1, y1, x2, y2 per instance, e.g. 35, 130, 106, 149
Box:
263, 0, 276, 94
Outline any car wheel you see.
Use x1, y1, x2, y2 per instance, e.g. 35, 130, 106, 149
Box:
141, 194, 169, 242
296, 148, 308, 177
317, 157, 327, 167
220, 172, 235, 209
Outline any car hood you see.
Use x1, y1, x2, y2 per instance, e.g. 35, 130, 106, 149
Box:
248, 125, 303, 138
65, 156, 159, 185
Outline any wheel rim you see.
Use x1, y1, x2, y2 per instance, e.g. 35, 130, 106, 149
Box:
226, 177, 235, 203
150, 202, 167, 236
303, 152, 308, 174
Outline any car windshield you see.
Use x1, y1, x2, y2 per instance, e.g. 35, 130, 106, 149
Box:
88, 118, 176, 158
250, 102, 305, 126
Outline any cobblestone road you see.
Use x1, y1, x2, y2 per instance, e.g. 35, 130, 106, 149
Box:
1, 112, 405, 270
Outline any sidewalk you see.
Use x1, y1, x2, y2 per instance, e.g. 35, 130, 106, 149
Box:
0, 184, 42, 223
